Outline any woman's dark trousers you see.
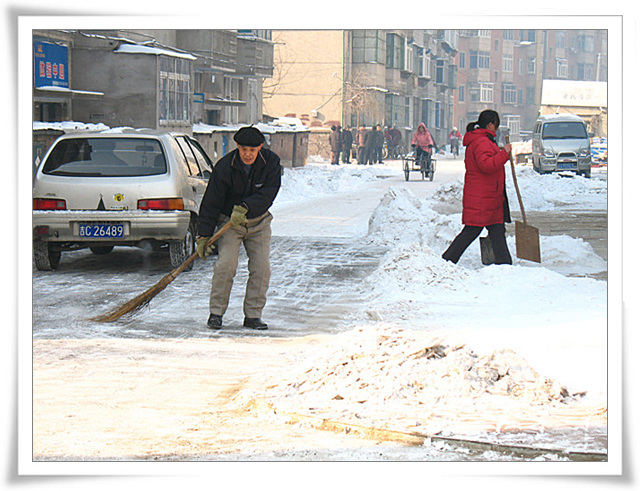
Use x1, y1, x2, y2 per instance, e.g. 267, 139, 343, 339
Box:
442, 224, 512, 264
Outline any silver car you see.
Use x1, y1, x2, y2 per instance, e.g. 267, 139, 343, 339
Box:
32, 130, 213, 271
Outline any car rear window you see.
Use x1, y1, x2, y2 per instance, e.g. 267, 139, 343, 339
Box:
42, 138, 167, 177
542, 122, 588, 140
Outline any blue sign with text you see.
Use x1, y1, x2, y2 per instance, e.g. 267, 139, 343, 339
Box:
34, 41, 69, 89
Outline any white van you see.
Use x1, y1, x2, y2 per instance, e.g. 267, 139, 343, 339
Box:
532, 114, 592, 177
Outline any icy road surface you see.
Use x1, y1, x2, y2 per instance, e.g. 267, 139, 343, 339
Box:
31, 157, 610, 466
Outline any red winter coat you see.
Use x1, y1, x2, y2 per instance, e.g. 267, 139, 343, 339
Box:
461, 128, 510, 227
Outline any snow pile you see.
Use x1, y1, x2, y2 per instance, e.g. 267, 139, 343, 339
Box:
33, 121, 110, 132
367, 186, 460, 251
274, 164, 396, 208
252, 324, 594, 437
242, 164, 607, 444
365, 185, 606, 276
428, 165, 607, 212
511, 167, 607, 210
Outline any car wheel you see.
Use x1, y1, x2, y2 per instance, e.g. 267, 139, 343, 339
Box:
33, 240, 61, 271
90, 246, 114, 255
169, 217, 196, 270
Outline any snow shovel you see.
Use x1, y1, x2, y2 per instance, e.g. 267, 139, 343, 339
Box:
506, 136, 541, 263
90, 221, 233, 323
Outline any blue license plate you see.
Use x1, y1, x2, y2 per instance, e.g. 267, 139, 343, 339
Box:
79, 223, 125, 238
558, 162, 575, 169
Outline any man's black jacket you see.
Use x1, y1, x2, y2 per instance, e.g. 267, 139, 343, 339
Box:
197, 147, 282, 237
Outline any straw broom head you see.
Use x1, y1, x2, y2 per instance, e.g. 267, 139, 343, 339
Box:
90, 222, 232, 323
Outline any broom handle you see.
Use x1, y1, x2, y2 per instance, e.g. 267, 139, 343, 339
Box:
505, 136, 527, 225
170, 221, 233, 278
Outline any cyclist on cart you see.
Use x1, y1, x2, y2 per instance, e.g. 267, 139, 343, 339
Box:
411, 123, 436, 170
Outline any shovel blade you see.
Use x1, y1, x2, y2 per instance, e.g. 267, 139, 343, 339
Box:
515, 220, 541, 263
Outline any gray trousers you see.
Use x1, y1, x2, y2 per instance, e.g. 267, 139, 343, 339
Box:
209, 212, 273, 319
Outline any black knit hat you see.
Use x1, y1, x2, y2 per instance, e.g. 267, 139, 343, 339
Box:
233, 126, 265, 147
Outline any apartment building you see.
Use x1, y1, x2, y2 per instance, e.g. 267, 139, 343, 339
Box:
32, 29, 274, 132
264, 30, 459, 146
454, 29, 608, 140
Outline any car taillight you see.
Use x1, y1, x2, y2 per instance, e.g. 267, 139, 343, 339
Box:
33, 198, 66, 210
137, 198, 184, 210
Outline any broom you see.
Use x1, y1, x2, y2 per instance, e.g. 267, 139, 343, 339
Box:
90, 221, 233, 323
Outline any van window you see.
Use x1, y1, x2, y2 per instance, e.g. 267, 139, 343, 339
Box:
43, 138, 167, 177
542, 122, 588, 140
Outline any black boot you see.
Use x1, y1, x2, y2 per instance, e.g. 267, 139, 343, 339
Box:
207, 314, 222, 329
243, 317, 268, 330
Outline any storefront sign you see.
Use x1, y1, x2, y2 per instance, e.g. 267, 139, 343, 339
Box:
34, 41, 69, 89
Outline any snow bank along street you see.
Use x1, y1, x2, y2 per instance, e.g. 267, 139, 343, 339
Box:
31, 156, 609, 462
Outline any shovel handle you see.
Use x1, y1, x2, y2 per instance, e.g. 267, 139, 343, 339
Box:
505, 135, 527, 225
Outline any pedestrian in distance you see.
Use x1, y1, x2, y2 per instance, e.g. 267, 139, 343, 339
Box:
329, 125, 342, 165
410, 122, 436, 163
356, 125, 368, 165
365, 125, 377, 164
387, 125, 402, 159
371, 124, 384, 164
196, 126, 282, 330
341, 126, 353, 164
442, 110, 513, 265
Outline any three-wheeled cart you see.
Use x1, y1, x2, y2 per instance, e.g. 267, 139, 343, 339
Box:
402, 149, 436, 181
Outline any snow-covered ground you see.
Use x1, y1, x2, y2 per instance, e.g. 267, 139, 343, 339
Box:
232, 157, 609, 457
31, 155, 610, 466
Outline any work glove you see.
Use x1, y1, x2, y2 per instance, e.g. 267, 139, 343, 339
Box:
196, 236, 216, 260
230, 204, 248, 228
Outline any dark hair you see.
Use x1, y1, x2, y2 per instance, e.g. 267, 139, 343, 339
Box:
466, 109, 500, 133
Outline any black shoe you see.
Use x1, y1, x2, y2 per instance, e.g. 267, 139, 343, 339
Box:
243, 317, 268, 330
207, 314, 222, 329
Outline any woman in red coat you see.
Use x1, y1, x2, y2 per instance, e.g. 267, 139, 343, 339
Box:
442, 110, 513, 265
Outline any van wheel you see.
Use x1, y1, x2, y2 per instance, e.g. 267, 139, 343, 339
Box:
33, 240, 61, 271
533, 158, 540, 173
169, 218, 196, 270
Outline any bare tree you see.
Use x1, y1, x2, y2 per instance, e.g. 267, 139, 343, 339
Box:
343, 71, 385, 127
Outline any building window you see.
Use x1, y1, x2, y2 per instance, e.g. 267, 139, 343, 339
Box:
503, 30, 514, 40
527, 57, 536, 74
577, 63, 594, 80
386, 33, 405, 69
521, 30, 536, 43
436, 59, 445, 84
352, 30, 385, 64
458, 85, 465, 102
223, 77, 240, 123
459, 52, 465, 68
470, 50, 490, 69
502, 53, 513, 72
577, 35, 595, 52
556, 31, 566, 48
526, 87, 536, 104
556, 58, 568, 78
159, 56, 191, 123
502, 83, 517, 104
469, 83, 493, 103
